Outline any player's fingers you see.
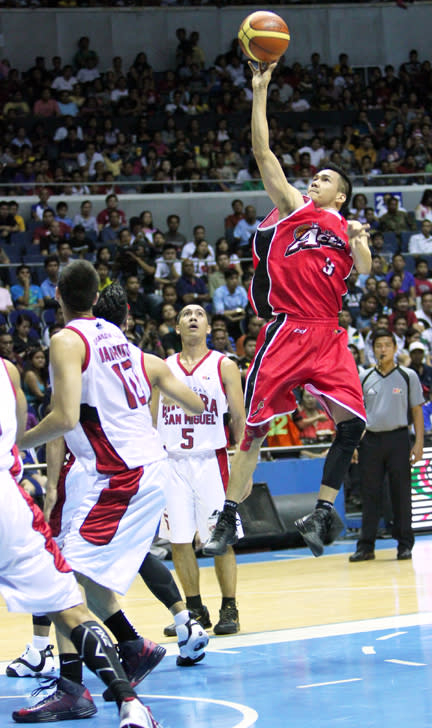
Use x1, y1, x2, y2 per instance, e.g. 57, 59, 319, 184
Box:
248, 61, 258, 74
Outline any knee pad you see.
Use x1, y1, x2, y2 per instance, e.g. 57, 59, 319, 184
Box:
32, 615, 52, 627
322, 417, 365, 490
139, 553, 181, 610
240, 422, 270, 452
335, 417, 365, 451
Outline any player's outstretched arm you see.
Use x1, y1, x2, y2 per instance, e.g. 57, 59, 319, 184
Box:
347, 221, 372, 274
220, 357, 246, 445
250, 61, 304, 217
4, 359, 27, 445
21, 329, 84, 449
144, 354, 204, 415
44, 436, 66, 521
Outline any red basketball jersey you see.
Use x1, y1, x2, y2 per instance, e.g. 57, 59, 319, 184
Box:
249, 197, 353, 320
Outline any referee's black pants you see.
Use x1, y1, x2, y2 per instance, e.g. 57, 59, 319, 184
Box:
357, 428, 414, 553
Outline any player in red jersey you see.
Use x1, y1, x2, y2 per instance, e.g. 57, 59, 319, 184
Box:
204, 61, 371, 559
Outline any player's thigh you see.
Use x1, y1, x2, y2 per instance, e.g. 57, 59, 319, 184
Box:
159, 459, 196, 543
0, 472, 81, 614
193, 455, 227, 541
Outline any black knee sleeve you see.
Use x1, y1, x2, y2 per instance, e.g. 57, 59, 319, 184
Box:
139, 553, 182, 610
322, 417, 365, 491
32, 615, 52, 627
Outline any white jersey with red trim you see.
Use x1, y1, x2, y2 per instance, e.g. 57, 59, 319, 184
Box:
59, 317, 166, 473
0, 359, 17, 472
157, 350, 228, 455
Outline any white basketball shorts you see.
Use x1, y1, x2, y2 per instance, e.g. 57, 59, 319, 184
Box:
159, 448, 240, 543
0, 470, 82, 614
49, 457, 88, 551
62, 459, 167, 594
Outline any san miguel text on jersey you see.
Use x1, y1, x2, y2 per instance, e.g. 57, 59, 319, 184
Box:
249, 197, 352, 320
157, 351, 228, 454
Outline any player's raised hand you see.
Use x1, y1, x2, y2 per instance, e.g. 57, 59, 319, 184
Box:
248, 60, 278, 90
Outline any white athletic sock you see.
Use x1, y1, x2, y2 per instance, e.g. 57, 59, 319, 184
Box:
174, 610, 190, 628
33, 636, 50, 652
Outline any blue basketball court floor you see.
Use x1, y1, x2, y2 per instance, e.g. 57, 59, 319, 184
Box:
1, 535, 432, 727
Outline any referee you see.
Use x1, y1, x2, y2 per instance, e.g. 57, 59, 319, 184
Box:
349, 328, 424, 562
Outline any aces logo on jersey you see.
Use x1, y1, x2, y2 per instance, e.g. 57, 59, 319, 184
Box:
284, 222, 346, 257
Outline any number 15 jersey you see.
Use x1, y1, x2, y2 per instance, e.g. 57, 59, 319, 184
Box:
60, 317, 166, 473
157, 350, 228, 455
249, 197, 352, 321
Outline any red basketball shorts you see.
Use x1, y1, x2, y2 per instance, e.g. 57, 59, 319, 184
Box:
245, 314, 366, 426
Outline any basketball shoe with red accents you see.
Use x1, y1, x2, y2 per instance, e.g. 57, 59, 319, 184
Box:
12, 676, 97, 723
103, 638, 166, 701
119, 698, 162, 728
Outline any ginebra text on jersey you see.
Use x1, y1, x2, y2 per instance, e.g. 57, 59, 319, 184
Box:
162, 393, 218, 426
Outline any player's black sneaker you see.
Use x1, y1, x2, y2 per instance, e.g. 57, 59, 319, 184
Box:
295, 507, 344, 557
163, 605, 212, 638
103, 637, 166, 702
7, 644, 55, 678
202, 511, 238, 556
213, 604, 240, 635
12, 676, 97, 722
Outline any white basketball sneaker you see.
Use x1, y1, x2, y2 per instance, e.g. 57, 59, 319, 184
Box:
176, 618, 209, 667
119, 698, 161, 728
6, 644, 55, 678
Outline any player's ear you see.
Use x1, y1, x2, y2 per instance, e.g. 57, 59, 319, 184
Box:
92, 291, 99, 306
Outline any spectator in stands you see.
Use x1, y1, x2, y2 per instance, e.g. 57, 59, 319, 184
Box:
415, 291, 432, 329
224, 199, 244, 233
237, 335, 257, 384
40, 254, 60, 308
78, 141, 104, 179
55, 201, 73, 229
22, 347, 48, 412
154, 244, 182, 289
33, 88, 59, 118
415, 189, 432, 222
100, 209, 126, 246
414, 259, 432, 299
69, 224, 94, 257
386, 253, 416, 302
73, 36, 98, 70
338, 308, 366, 364
389, 292, 418, 330
409, 341, 432, 395
12, 313, 40, 358
408, 220, 432, 255
180, 224, 207, 260
176, 258, 211, 308
355, 293, 379, 336
0, 200, 19, 242
344, 269, 364, 323
96, 193, 126, 229
30, 188, 51, 222
210, 326, 238, 360
94, 261, 112, 292
51, 64, 77, 93
370, 231, 386, 257
58, 126, 84, 174
0, 331, 22, 371
349, 193, 368, 224
236, 314, 265, 358
233, 204, 259, 254
376, 279, 392, 316
56, 240, 75, 272
72, 199, 98, 235
11, 265, 43, 314
163, 213, 187, 249
9, 201, 25, 232
294, 389, 335, 448
158, 303, 181, 356
379, 196, 416, 234
124, 275, 148, 329
213, 269, 248, 336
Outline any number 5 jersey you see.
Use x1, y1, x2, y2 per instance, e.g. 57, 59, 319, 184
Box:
157, 350, 228, 455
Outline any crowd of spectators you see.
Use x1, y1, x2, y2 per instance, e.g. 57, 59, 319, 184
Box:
0, 37, 430, 194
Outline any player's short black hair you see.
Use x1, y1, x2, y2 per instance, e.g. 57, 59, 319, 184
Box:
317, 162, 352, 206
93, 282, 128, 328
371, 328, 396, 348
58, 260, 98, 313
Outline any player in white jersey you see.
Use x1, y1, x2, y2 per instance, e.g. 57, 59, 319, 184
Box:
0, 356, 163, 728
8, 285, 209, 684
20, 261, 205, 721
154, 304, 246, 635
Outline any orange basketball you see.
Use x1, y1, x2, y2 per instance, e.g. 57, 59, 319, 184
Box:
238, 11, 290, 64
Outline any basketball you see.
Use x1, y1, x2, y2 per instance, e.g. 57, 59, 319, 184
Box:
238, 11, 290, 64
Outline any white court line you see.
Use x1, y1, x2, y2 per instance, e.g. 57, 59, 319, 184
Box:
376, 632, 407, 640
297, 678, 362, 689
362, 646, 376, 654
385, 659, 427, 666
